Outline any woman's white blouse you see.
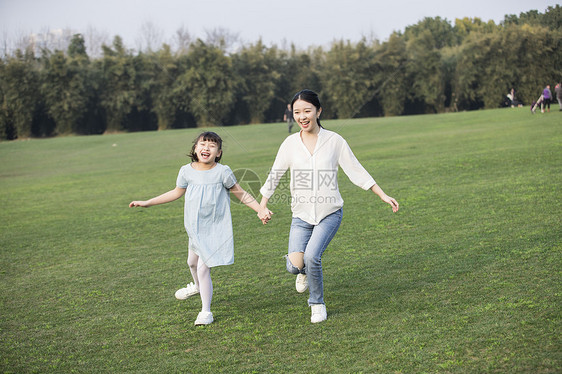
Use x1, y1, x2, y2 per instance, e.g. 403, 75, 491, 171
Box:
260, 128, 376, 225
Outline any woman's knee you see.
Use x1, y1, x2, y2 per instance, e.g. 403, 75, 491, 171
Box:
285, 255, 303, 274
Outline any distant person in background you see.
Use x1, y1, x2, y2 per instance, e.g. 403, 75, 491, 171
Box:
506, 88, 522, 107
531, 94, 544, 114
283, 103, 294, 133
451, 92, 458, 112
541, 84, 552, 113
555, 83, 562, 111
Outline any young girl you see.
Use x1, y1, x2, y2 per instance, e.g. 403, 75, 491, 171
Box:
130, 131, 272, 326
259, 89, 399, 323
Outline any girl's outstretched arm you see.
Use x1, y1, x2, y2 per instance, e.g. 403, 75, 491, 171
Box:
370, 183, 399, 213
129, 187, 186, 208
230, 183, 272, 224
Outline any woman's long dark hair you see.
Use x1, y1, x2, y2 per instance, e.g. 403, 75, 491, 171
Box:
290, 89, 323, 128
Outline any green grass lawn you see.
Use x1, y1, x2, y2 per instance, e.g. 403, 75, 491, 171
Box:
1, 108, 560, 373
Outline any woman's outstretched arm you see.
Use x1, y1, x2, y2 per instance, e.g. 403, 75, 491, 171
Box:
370, 183, 399, 213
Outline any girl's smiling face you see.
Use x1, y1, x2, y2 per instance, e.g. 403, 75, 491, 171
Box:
194, 138, 222, 164
293, 99, 322, 133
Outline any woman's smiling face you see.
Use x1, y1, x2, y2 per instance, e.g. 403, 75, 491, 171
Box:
292, 99, 322, 133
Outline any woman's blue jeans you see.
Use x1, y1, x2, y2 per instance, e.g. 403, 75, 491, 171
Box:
286, 209, 342, 305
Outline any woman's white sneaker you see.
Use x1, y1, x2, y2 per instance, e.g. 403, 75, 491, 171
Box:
310, 304, 327, 323
175, 282, 199, 300
295, 274, 308, 293
194, 311, 214, 326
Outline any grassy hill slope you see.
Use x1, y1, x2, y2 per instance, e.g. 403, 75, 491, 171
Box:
1, 108, 560, 373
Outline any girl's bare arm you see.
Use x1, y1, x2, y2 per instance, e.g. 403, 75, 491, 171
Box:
129, 187, 186, 208
230, 183, 272, 224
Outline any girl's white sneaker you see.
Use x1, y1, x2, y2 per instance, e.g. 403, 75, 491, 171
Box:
194, 311, 214, 326
311, 304, 327, 323
175, 282, 199, 300
295, 274, 308, 293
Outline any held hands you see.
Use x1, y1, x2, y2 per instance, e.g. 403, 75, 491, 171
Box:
257, 207, 273, 225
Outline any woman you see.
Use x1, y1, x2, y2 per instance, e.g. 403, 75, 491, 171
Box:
259, 89, 399, 323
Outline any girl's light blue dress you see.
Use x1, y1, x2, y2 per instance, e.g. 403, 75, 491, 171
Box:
176, 163, 237, 267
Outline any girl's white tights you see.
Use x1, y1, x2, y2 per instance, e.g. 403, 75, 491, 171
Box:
187, 250, 213, 313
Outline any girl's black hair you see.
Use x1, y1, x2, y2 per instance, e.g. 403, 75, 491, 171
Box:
290, 89, 323, 128
189, 131, 223, 162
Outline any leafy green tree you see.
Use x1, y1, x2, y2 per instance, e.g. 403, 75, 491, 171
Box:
503, 5, 561, 30
454, 31, 498, 110
68, 34, 105, 135
233, 40, 281, 124
503, 24, 561, 105
0, 58, 13, 139
0, 49, 43, 138
269, 46, 323, 123
169, 53, 195, 127
404, 17, 457, 49
403, 18, 458, 113
68, 34, 88, 58
146, 45, 181, 130
1, 6, 561, 139
98, 36, 139, 132
322, 39, 377, 118
41, 51, 77, 134
41, 34, 93, 134
453, 17, 498, 44
283, 46, 324, 97
539, 5, 562, 30
372, 33, 409, 116
176, 40, 236, 126
124, 52, 158, 132
454, 24, 561, 109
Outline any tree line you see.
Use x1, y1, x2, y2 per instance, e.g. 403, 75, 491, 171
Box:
0, 6, 560, 140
